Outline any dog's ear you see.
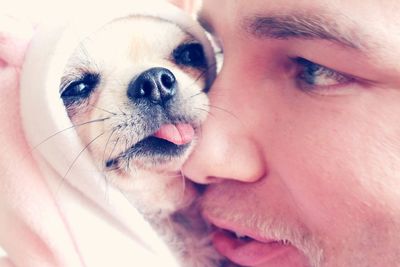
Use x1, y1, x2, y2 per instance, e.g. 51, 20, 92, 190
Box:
168, 0, 201, 17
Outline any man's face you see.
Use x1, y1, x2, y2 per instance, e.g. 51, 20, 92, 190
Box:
183, 0, 400, 266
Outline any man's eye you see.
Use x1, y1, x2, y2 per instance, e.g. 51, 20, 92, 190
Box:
173, 42, 207, 68
60, 73, 100, 99
294, 58, 354, 91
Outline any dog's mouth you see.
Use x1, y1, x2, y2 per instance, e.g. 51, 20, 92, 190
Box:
105, 123, 195, 169
132, 123, 194, 157
152, 123, 195, 146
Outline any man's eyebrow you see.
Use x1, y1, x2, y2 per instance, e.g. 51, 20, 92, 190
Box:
243, 13, 366, 50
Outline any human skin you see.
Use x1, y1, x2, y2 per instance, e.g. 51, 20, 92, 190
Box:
183, 0, 400, 266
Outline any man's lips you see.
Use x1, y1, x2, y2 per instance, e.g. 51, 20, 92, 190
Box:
213, 229, 292, 266
207, 217, 294, 266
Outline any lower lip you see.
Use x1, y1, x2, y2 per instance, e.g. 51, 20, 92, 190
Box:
130, 136, 188, 156
213, 230, 293, 266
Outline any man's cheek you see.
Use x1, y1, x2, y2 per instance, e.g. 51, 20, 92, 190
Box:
285, 131, 400, 229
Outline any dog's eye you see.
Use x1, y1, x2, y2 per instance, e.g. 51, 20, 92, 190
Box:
61, 73, 100, 99
173, 43, 207, 68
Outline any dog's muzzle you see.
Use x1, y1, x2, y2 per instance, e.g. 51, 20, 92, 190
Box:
128, 67, 177, 106
105, 66, 200, 168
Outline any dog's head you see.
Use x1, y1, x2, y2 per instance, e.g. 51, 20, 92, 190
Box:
58, 15, 214, 212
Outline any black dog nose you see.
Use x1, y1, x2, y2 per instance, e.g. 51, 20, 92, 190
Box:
128, 67, 177, 105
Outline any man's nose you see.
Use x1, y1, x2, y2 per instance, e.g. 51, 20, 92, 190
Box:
183, 72, 267, 184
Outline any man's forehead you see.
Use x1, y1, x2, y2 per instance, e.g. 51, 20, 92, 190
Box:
200, 1, 366, 45
242, 13, 364, 50
199, 0, 400, 65
198, 0, 400, 85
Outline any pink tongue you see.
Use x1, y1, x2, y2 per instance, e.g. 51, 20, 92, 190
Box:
153, 124, 195, 145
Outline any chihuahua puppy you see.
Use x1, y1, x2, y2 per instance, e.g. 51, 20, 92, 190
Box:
57, 10, 221, 267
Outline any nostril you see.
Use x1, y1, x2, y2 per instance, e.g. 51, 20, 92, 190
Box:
142, 80, 154, 97
158, 70, 176, 102
161, 73, 175, 89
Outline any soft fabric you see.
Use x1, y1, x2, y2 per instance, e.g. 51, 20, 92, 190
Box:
0, 1, 215, 266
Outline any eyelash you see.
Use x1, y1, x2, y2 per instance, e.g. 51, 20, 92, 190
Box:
293, 57, 354, 91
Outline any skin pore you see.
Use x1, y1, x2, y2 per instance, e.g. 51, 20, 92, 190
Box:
183, 0, 400, 266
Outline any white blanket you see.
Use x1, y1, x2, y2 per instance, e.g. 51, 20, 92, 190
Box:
0, 1, 215, 266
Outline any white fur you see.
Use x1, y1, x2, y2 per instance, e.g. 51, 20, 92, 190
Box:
19, 1, 220, 267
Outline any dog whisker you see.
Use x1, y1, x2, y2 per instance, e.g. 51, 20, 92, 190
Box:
194, 69, 209, 85
194, 107, 215, 119
89, 104, 118, 116
117, 106, 127, 116
106, 135, 122, 169
187, 91, 204, 100
57, 131, 107, 194
33, 117, 111, 151
180, 63, 217, 105
123, 135, 132, 172
179, 63, 216, 97
63, 131, 106, 178
202, 104, 240, 121
102, 127, 120, 169
195, 63, 217, 88
104, 122, 137, 171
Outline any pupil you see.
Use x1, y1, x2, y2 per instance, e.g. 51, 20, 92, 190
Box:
304, 64, 322, 85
